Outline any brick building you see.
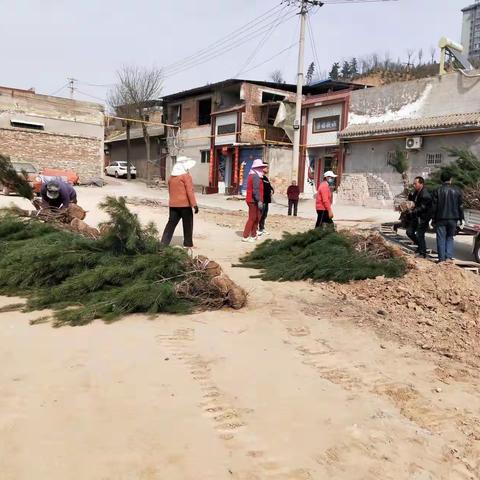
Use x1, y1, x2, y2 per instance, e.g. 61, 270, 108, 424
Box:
162, 78, 358, 194
0, 86, 104, 179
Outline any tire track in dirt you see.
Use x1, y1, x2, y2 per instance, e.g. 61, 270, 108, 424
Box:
156, 328, 314, 480
269, 301, 479, 479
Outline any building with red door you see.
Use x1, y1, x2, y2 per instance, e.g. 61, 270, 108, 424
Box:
162, 78, 361, 195
298, 83, 365, 196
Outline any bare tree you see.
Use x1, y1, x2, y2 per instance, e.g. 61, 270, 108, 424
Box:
109, 65, 163, 183
270, 69, 285, 83
417, 48, 424, 66
429, 45, 436, 64
383, 51, 391, 70
406, 49, 415, 70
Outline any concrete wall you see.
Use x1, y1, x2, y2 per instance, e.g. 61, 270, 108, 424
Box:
462, 9, 473, 57
306, 104, 342, 147
0, 87, 104, 178
348, 71, 480, 123
345, 132, 480, 196
108, 138, 166, 180
265, 146, 293, 195
215, 112, 237, 146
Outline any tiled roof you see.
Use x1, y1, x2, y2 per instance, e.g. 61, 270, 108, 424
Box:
339, 113, 480, 139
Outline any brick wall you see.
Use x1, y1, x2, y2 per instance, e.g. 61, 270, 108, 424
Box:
0, 128, 103, 178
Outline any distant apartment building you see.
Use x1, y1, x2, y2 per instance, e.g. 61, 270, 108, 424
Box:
462, 0, 480, 62
0, 86, 104, 178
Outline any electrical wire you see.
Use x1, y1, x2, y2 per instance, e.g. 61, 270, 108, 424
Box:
162, 2, 285, 71
76, 90, 106, 103
77, 80, 115, 88
239, 42, 299, 76
49, 83, 69, 96
235, 4, 291, 76
163, 8, 298, 78
322, 0, 398, 3
164, 9, 296, 79
307, 13, 321, 77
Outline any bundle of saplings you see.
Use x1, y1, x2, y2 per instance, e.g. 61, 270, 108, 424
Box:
426, 148, 480, 210
237, 228, 406, 283
0, 197, 246, 326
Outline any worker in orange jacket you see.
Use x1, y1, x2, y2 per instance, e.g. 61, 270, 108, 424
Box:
315, 170, 337, 228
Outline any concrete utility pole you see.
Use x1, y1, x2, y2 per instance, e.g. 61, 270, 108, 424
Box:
288, 0, 323, 185
67, 78, 77, 99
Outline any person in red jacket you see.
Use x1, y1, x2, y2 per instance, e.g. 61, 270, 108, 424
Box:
242, 158, 267, 242
287, 180, 300, 216
315, 170, 337, 228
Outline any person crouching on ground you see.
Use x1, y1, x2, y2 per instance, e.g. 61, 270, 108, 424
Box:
287, 180, 300, 216
405, 176, 432, 258
38, 180, 77, 209
258, 164, 274, 236
242, 158, 267, 243
315, 171, 336, 228
161, 156, 198, 248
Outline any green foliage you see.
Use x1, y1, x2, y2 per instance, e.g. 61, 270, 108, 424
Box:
329, 62, 340, 80
0, 203, 209, 326
98, 196, 160, 254
426, 147, 480, 190
0, 153, 34, 200
238, 229, 406, 283
389, 148, 409, 174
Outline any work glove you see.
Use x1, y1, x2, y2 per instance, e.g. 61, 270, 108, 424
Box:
194, 206, 199, 214
258, 201, 264, 212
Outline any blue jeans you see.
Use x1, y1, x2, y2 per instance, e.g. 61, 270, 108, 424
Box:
436, 220, 456, 261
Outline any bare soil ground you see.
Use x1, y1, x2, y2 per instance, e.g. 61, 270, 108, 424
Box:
1, 190, 480, 480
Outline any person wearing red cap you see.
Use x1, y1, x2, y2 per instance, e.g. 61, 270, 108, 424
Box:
315, 170, 337, 228
242, 158, 267, 242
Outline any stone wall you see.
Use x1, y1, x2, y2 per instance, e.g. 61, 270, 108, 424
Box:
0, 128, 103, 178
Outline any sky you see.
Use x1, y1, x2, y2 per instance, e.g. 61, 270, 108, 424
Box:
0, 0, 472, 104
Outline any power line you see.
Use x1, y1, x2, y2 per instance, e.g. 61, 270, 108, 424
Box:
240, 42, 300, 76
235, 4, 292, 76
163, 3, 285, 72
77, 80, 115, 88
163, 9, 298, 79
49, 83, 69, 96
307, 13, 321, 74
76, 89, 106, 103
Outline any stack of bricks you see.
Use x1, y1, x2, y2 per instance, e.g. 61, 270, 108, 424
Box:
336, 174, 371, 205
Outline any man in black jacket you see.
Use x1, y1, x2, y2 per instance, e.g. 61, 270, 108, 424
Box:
258, 166, 274, 236
431, 171, 464, 262
406, 177, 432, 258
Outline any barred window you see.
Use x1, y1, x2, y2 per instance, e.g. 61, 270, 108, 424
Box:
425, 153, 443, 166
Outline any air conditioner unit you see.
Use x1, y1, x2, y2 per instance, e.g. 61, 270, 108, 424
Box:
406, 137, 423, 150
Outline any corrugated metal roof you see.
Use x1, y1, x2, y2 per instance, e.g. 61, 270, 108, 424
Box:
339, 113, 480, 139
105, 125, 164, 143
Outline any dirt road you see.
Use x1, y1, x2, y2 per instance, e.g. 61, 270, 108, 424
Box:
0, 188, 479, 479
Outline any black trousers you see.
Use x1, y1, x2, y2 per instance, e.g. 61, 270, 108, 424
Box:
315, 210, 333, 228
288, 199, 298, 216
406, 218, 428, 256
259, 203, 269, 231
161, 207, 194, 247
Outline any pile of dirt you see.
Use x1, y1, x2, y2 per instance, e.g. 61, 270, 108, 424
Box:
327, 261, 480, 367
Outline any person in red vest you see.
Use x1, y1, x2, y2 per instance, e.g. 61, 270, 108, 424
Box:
242, 158, 267, 242
315, 170, 337, 228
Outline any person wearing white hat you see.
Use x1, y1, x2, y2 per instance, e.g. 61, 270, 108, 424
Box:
242, 158, 268, 242
315, 170, 337, 228
161, 156, 198, 248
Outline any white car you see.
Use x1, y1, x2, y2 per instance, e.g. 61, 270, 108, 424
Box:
105, 161, 137, 179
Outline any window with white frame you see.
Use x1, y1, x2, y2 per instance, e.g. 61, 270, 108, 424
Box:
425, 152, 443, 166
201, 150, 210, 163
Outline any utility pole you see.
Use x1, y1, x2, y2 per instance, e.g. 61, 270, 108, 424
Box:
286, 0, 323, 186
67, 77, 77, 99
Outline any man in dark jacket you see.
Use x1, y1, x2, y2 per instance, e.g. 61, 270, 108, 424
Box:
431, 171, 464, 262
258, 166, 274, 236
405, 176, 432, 258
40, 180, 77, 209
